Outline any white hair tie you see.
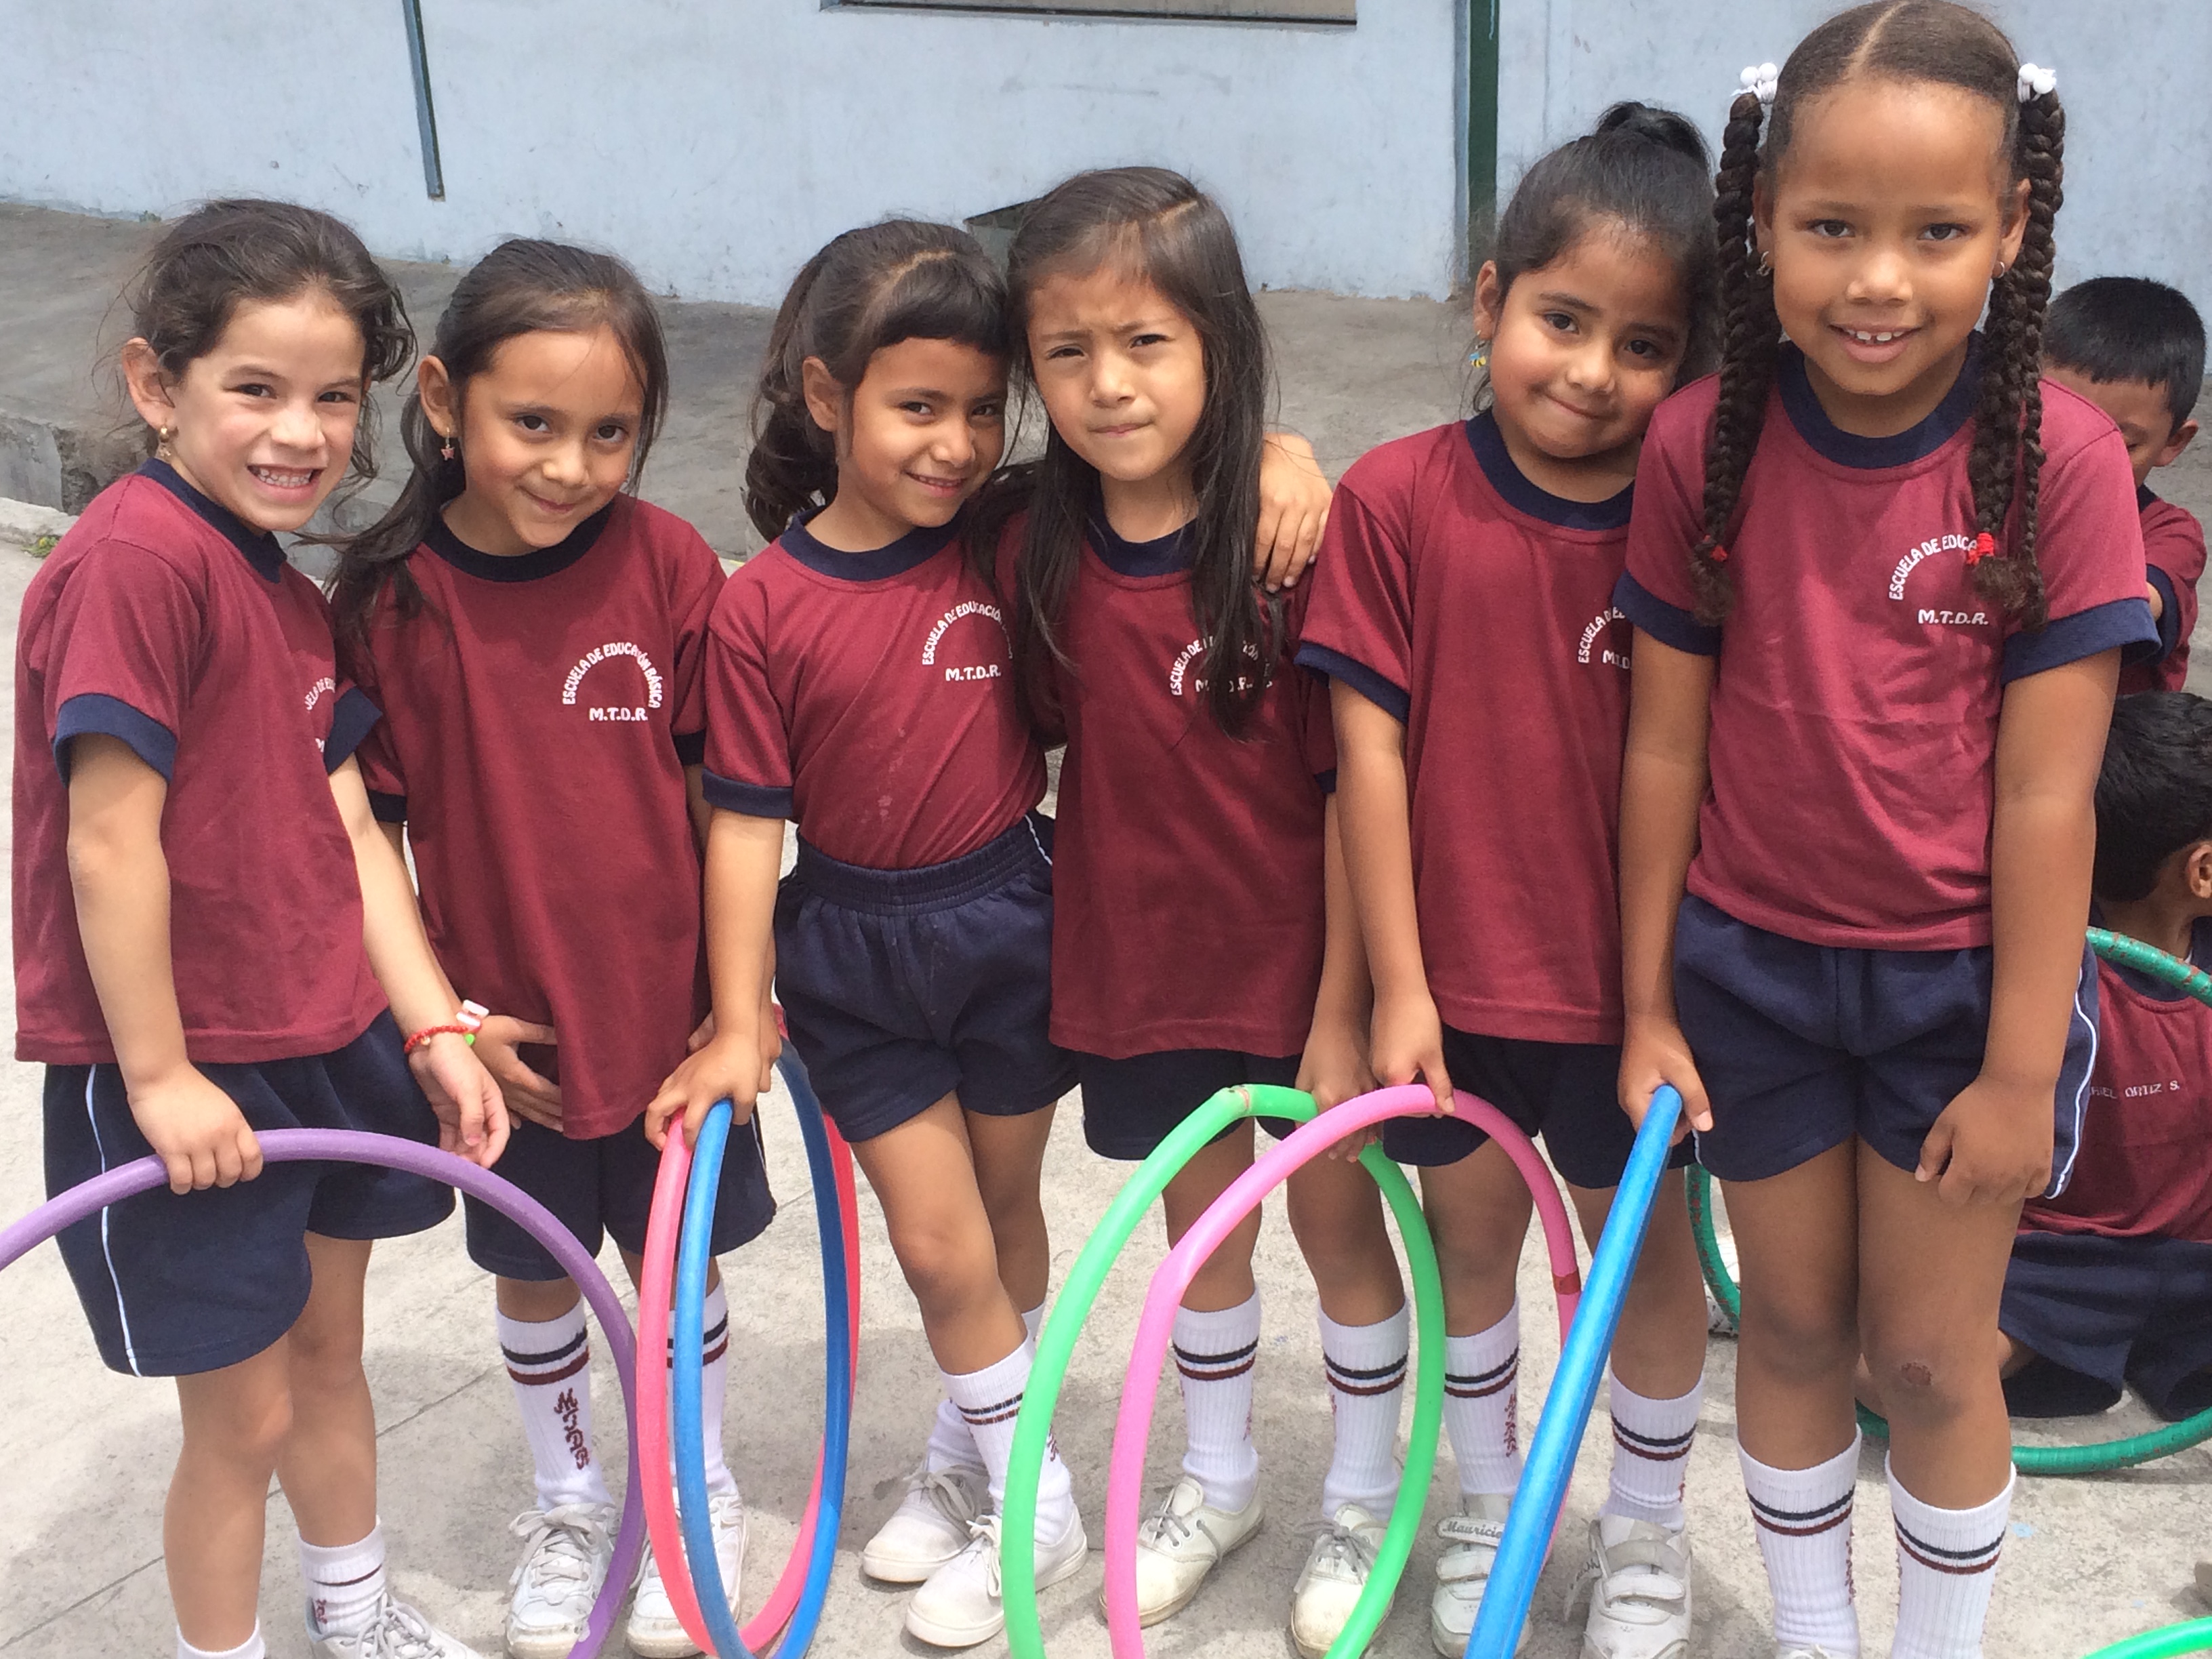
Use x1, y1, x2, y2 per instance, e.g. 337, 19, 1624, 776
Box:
2018, 62, 2056, 102
1740, 62, 1780, 108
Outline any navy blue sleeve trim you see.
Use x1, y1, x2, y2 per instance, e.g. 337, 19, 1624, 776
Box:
2146, 568, 2182, 664
701, 770, 794, 819
673, 729, 708, 767
1613, 573, 1722, 657
1293, 644, 1410, 723
368, 790, 409, 825
323, 688, 382, 774
1313, 767, 1338, 796
2002, 596, 2160, 682
54, 693, 177, 782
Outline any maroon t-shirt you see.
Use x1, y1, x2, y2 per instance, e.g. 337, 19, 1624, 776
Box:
2118, 489, 2205, 696
2022, 922, 2212, 1242
1299, 415, 1636, 1045
342, 495, 719, 1140
1039, 510, 1335, 1058
14, 462, 385, 1064
703, 514, 1044, 868
1620, 348, 2157, 950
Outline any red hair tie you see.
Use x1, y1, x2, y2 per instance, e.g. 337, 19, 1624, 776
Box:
1711, 544, 1731, 564
1965, 531, 1997, 566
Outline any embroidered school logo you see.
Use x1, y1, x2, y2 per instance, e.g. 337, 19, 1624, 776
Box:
1889, 533, 1991, 628
303, 675, 336, 752
1576, 607, 1631, 670
1168, 638, 1261, 697
921, 600, 1008, 682
562, 642, 664, 722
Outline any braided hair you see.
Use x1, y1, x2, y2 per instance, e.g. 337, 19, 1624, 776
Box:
1694, 0, 2065, 628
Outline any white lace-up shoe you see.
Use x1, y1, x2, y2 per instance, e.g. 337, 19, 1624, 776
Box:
625, 1492, 745, 1658
1429, 1492, 1527, 1657
1775, 1648, 1847, 1658
1117, 1475, 1263, 1625
309, 1597, 485, 1659
862, 1462, 987, 1584
503, 1503, 617, 1659
1565, 1515, 1692, 1658
1289, 1502, 1390, 1659
904, 1507, 1088, 1649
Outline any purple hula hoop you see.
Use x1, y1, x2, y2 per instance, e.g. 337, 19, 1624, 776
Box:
0, 1128, 644, 1659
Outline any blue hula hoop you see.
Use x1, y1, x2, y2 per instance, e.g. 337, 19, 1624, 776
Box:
1465, 1085, 1685, 1658
672, 1089, 854, 1659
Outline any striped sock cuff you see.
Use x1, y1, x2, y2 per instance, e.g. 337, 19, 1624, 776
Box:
1612, 1417, 1697, 1462
1175, 1338, 1259, 1384
956, 1390, 1025, 1429
1750, 1487, 1854, 1539
1325, 1349, 1408, 1398
663, 1315, 730, 1368
504, 1326, 590, 1387
1893, 1515, 2003, 1576
1446, 1349, 1518, 1400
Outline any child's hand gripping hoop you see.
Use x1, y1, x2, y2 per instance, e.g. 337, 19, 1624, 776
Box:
1465, 1084, 1683, 1658
1103, 1082, 1583, 1659
1690, 928, 2212, 1476
0, 1130, 644, 1659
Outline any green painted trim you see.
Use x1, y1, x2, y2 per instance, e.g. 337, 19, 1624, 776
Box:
1465, 0, 1500, 281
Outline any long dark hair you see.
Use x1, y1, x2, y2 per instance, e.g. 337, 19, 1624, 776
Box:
125, 199, 411, 489
1692, 0, 2064, 626
327, 239, 670, 640
1005, 167, 1277, 738
745, 220, 1008, 542
1479, 102, 1720, 406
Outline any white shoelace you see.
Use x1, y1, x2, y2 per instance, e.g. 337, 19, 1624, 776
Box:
508, 1504, 607, 1605
356, 1598, 449, 1659
1303, 1518, 1379, 1584
960, 1513, 1006, 1598
1138, 1489, 1198, 1553
913, 1466, 984, 1532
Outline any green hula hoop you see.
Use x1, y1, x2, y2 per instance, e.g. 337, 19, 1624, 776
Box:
1002, 1084, 1447, 1659
2082, 1616, 2212, 1658
1686, 927, 2212, 1475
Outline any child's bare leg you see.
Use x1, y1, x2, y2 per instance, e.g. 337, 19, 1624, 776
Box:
1160, 1124, 1261, 1311
1418, 1144, 1536, 1336
1286, 1148, 1404, 1326
1566, 1170, 1708, 1399
169, 1343, 295, 1648
966, 1104, 1055, 1315
276, 1234, 377, 1545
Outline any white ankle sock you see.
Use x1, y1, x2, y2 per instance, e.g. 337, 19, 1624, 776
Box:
943, 1338, 1076, 1542
499, 1303, 613, 1511
696, 1283, 739, 1498
1172, 1293, 1263, 1511
1443, 1303, 1523, 1496
925, 1302, 1041, 1474
299, 1524, 386, 1641
178, 1626, 264, 1659
1740, 1435, 1861, 1656
1889, 1459, 2011, 1659
1603, 1371, 1702, 1530
1319, 1303, 1408, 1517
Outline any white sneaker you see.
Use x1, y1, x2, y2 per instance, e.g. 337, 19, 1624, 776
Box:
1429, 1492, 1527, 1657
904, 1508, 1088, 1649
1566, 1516, 1692, 1658
1776, 1650, 1846, 1658
504, 1504, 617, 1659
626, 1492, 745, 1658
1120, 1475, 1263, 1626
862, 1462, 987, 1584
1289, 1502, 1389, 1659
310, 1597, 484, 1659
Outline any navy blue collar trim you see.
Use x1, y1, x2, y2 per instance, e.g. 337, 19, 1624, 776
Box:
1462, 411, 1633, 531
781, 510, 960, 581
2139, 483, 2159, 512
1088, 512, 1192, 577
139, 459, 287, 581
426, 499, 614, 583
1778, 337, 1981, 469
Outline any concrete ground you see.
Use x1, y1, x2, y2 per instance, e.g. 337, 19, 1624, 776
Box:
2, 200, 2211, 1659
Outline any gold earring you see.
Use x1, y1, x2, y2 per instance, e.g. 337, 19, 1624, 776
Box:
156, 424, 176, 460
1755, 250, 1773, 279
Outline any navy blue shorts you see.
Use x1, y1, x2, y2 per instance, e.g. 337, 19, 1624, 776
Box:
1999, 1230, 2212, 1420
1380, 1027, 1690, 1189
1674, 896, 2096, 1187
464, 1113, 775, 1281
774, 812, 1076, 1145
41, 1012, 454, 1378
1078, 1049, 1301, 1161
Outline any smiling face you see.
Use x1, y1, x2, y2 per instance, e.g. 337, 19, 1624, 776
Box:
1757, 75, 2027, 436
422, 323, 644, 558
1473, 222, 1692, 499
122, 289, 369, 535
800, 335, 1008, 553
1024, 266, 1208, 537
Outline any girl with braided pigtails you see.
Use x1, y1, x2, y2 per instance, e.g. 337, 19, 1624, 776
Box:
1616, 5, 2155, 1657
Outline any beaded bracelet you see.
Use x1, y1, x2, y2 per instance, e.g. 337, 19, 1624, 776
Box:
403, 1022, 476, 1055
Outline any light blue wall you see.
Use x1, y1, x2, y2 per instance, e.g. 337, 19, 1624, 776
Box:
1496, 0, 2212, 298
0, 0, 1465, 302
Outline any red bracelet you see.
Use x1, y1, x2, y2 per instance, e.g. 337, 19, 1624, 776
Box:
403, 1023, 473, 1055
